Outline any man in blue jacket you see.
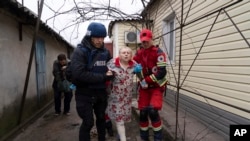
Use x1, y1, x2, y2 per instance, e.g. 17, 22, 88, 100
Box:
70, 22, 113, 141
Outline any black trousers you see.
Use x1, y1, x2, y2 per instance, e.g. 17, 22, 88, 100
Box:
75, 89, 107, 141
53, 88, 73, 114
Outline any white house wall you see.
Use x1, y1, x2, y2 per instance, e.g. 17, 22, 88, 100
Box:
0, 10, 70, 110
0, 11, 37, 112
40, 30, 70, 94
0, 7, 71, 138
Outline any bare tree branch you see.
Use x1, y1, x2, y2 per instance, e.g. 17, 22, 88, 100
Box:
43, 0, 149, 43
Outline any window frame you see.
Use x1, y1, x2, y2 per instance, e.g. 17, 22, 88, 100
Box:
163, 13, 176, 65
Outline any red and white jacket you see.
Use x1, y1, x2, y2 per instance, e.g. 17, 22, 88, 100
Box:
133, 45, 167, 87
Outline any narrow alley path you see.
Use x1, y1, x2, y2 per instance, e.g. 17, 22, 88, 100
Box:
11, 95, 142, 141
10, 94, 223, 141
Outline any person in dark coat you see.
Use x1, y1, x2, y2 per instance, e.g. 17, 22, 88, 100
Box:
70, 22, 113, 141
52, 54, 73, 116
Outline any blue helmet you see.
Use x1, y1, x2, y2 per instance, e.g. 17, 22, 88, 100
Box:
86, 22, 107, 37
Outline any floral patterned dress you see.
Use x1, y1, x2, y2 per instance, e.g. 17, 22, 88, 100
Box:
106, 57, 136, 122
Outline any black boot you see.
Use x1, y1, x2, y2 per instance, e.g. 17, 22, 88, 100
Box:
140, 129, 149, 141
154, 129, 163, 141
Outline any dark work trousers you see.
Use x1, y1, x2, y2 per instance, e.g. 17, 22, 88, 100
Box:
53, 88, 73, 114
75, 88, 107, 141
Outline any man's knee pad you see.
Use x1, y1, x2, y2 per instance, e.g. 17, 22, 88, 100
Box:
140, 109, 148, 122
148, 108, 160, 122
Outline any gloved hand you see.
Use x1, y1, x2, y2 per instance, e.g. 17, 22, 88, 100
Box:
133, 64, 142, 73
140, 79, 148, 89
69, 83, 76, 90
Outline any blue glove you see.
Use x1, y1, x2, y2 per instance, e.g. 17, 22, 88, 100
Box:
69, 83, 76, 90
133, 64, 142, 73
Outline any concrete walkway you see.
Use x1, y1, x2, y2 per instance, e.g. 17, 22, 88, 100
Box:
132, 97, 225, 141
159, 99, 225, 141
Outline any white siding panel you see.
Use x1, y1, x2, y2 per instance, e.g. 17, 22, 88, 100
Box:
181, 77, 250, 98
226, 0, 250, 16
167, 76, 250, 95
181, 71, 250, 84
177, 38, 249, 53
176, 31, 250, 55
179, 48, 250, 60
153, 2, 172, 34
179, 88, 250, 119
182, 0, 206, 19
177, 30, 250, 48
177, 2, 250, 39
178, 14, 249, 43
185, 0, 239, 23
147, 0, 250, 120
113, 21, 142, 57
180, 20, 249, 44
181, 82, 249, 104
170, 66, 250, 75
168, 77, 250, 100
181, 58, 250, 66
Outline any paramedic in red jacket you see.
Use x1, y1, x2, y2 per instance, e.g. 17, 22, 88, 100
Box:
133, 29, 167, 141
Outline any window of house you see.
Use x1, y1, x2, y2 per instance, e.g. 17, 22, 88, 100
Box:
163, 13, 176, 64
